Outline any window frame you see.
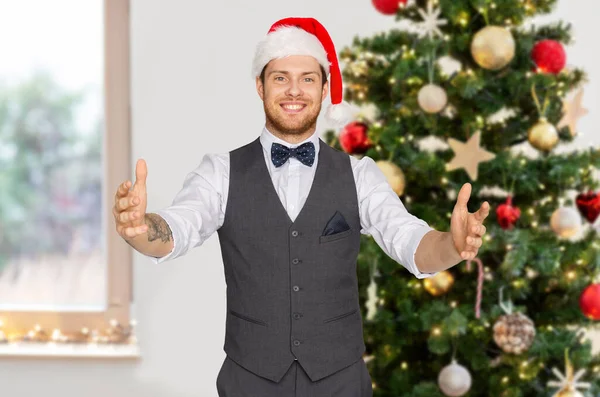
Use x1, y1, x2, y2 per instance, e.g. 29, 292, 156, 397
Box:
0, 0, 132, 337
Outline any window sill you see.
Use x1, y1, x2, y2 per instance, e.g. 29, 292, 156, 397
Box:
0, 342, 140, 358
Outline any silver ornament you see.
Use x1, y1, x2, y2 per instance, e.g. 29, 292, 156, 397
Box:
438, 359, 472, 397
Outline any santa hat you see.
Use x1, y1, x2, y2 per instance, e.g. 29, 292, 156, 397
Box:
252, 17, 358, 128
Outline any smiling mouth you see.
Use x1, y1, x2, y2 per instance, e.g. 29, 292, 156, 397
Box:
280, 104, 307, 114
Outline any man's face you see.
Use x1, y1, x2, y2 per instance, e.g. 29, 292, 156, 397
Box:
256, 55, 329, 136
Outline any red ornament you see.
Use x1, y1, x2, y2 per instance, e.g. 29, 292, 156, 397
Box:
531, 39, 566, 74
339, 121, 372, 154
496, 196, 521, 229
372, 0, 407, 15
579, 284, 600, 320
575, 191, 600, 223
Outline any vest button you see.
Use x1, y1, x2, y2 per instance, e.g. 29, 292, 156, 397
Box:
293, 312, 302, 319
293, 340, 301, 346
291, 230, 299, 237
292, 258, 299, 264
293, 285, 300, 292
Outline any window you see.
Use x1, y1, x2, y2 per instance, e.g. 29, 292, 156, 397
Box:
0, 0, 136, 356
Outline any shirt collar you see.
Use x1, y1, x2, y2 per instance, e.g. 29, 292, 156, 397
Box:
260, 125, 320, 163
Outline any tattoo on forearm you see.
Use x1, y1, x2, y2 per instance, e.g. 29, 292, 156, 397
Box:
144, 213, 173, 243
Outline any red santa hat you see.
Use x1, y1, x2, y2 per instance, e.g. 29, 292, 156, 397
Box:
252, 17, 358, 128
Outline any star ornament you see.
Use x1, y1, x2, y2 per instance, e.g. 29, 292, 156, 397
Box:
416, 1, 447, 39
547, 348, 591, 397
445, 130, 496, 181
557, 88, 589, 137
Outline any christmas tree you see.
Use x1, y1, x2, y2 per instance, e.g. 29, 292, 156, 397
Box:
323, 0, 600, 395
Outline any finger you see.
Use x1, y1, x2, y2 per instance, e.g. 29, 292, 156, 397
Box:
471, 224, 486, 236
124, 224, 148, 238
134, 159, 147, 188
118, 180, 131, 196
115, 180, 130, 204
455, 183, 471, 210
460, 250, 474, 260
119, 210, 139, 223
460, 249, 477, 260
466, 236, 482, 248
117, 195, 140, 211
474, 201, 490, 221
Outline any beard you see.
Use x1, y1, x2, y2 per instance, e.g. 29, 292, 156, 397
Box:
263, 99, 321, 136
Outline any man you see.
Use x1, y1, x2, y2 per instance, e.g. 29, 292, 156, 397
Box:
113, 17, 489, 397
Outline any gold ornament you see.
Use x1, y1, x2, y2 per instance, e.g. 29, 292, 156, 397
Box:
470, 26, 515, 70
548, 348, 591, 397
445, 130, 496, 181
554, 387, 584, 397
423, 270, 454, 296
528, 117, 558, 152
418, 83, 448, 113
550, 206, 582, 238
376, 160, 406, 196
557, 88, 589, 137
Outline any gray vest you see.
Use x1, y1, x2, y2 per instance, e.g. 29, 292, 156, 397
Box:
216, 136, 365, 383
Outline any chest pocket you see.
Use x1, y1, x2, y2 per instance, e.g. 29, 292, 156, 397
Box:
319, 228, 352, 244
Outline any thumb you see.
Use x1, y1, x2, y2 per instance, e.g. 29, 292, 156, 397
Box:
455, 182, 471, 210
135, 158, 147, 188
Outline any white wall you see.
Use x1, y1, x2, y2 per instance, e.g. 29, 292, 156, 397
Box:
0, 1, 598, 396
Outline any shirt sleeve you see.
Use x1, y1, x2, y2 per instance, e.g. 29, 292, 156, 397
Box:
146, 153, 227, 264
352, 155, 438, 279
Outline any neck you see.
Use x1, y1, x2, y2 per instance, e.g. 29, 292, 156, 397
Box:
265, 120, 317, 145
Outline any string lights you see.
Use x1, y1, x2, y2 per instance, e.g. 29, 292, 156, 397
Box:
0, 318, 138, 355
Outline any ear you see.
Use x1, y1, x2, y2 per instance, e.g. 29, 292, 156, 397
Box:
256, 76, 264, 101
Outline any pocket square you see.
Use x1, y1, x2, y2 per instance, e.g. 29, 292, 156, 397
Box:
322, 210, 351, 236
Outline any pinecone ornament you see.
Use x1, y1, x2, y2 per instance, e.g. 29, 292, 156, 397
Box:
493, 312, 536, 354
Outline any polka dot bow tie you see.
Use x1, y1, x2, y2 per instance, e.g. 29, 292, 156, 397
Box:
271, 141, 315, 168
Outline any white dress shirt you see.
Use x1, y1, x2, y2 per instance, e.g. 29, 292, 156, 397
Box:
149, 126, 438, 279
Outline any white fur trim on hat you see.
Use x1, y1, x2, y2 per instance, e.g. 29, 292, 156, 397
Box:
325, 100, 360, 129
252, 25, 331, 78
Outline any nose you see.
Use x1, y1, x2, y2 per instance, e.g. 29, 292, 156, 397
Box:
285, 79, 303, 97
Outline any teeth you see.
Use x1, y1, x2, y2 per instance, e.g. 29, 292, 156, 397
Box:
282, 104, 304, 110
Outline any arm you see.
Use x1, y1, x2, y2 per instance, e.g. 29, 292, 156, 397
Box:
354, 155, 438, 279
355, 158, 489, 277
416, 183, 490, 273
123, 213, 174, 258
145, 153, 227, 264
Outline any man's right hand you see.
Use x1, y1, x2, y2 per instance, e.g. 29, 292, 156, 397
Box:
113, 159, 149, 240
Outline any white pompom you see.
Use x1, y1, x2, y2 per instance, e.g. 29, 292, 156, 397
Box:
325, 101, 360, 129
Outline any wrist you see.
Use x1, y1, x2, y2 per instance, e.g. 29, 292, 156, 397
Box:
444, 231, 463, 263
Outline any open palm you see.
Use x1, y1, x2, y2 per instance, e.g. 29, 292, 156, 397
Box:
450, 183, 490, 261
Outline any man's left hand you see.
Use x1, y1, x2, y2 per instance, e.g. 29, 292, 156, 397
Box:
450, 182, 490, 261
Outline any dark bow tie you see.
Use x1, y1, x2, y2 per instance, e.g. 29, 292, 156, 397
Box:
271, 141, 315, 168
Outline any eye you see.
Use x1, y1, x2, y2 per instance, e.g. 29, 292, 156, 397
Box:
304, 77, 314, 82
275, 76, 286, 81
